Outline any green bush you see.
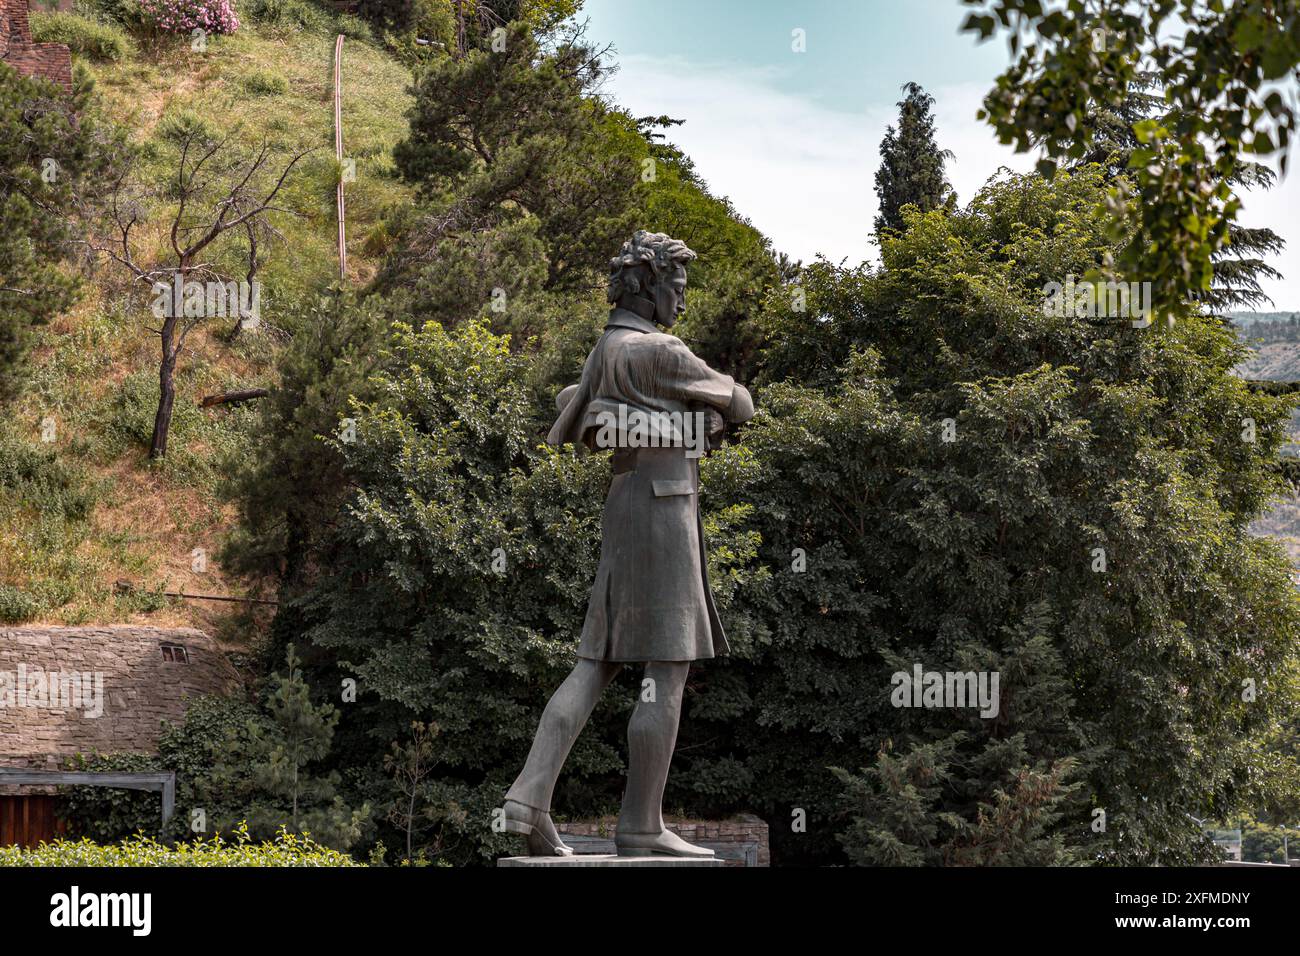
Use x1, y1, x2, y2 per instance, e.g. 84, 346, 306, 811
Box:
334, 12, 372, 41
77, 0, 144, 28
87, 367, 255, 488
58, 696, 263, 842
0, 584, 41, 624
0, 826, 361, 866
95, 370, 170, 451
0, 431, 97, 521
155, 108, 218, 147
31, 11, 132, 62
245, 0, 330, 32
56, 753, 164, 842
242, 68, 288, 96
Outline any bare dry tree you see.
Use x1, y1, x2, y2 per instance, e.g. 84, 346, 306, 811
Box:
83, 129, 316, 459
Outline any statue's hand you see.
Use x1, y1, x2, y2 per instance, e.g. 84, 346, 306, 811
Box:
692, 404, 725, 450
705, 407, 725, 440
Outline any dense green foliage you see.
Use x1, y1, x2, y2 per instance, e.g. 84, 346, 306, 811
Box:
30, 11, 133, 61
386, 21, 640, 319
222, 291, 388, 585
295, 319, 617, 863
754, 169, 1300, 864
203, 645, 370, 850
57, 695, 262, 842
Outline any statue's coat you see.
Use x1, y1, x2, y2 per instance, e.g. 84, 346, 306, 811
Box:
549, 308, 753, 662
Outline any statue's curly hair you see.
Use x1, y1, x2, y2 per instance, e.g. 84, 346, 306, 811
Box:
606, 230, 697, 304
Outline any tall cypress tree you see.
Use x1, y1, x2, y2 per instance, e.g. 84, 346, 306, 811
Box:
873, 82, 956, 237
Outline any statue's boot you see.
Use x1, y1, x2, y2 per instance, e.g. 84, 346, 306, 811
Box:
615, 828, 715, 859
503, 799, 573, 857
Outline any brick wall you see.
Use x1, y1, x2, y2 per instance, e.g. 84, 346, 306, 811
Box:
1, 0, 73, 91
2, 0, 31, 38
3, 44, 72, 89
557, 814, 771, 866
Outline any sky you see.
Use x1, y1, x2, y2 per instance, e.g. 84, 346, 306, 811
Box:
581, 0, 1300, 311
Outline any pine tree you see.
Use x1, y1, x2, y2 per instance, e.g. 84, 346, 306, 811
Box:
1205, 163, 1285, 312
209, 644, 368, 850
389, 21, 639, 307
872, 82, 956, 237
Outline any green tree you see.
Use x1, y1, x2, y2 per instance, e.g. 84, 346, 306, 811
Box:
383, 721, 468, 862
1065, 74, 1286, 313
0, 65, 122, 398
386, 19, 639, 317
208, 644, 369, 851
872, 82, 956, 237
965, 0, 1300, 322
221, 290, 388, 588
293, 319, 619, 863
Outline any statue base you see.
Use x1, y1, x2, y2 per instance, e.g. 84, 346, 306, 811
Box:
498, 854, 724, 867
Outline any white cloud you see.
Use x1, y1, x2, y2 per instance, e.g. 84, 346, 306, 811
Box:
605, 55, 1033, 267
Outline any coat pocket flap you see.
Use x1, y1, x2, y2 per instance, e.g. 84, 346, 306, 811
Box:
652, 479, 696, 497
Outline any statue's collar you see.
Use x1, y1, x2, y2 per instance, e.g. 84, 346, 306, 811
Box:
607, 307, 660, 335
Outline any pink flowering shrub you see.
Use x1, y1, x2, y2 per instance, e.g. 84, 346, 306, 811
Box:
138, 0, 240, 36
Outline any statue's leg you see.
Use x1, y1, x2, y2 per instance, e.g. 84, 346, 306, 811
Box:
612, 661, 689, 841
614, 662, 713, 857
505, 658, 621, 813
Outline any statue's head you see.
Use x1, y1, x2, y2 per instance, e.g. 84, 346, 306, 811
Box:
607, 230, 697, 328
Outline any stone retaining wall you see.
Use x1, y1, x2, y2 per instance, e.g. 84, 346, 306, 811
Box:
0, 626, 240, 771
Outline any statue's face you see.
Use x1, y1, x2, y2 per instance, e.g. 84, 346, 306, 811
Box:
653, 263, 689, 328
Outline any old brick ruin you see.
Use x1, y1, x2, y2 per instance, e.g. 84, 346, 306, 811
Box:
1, 0, 72, 91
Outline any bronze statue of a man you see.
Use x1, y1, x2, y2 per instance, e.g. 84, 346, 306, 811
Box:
502, 231, 754, 858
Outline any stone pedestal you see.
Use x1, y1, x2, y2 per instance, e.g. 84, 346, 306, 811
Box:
556, 815, 769, 866
498, 854, 724, 867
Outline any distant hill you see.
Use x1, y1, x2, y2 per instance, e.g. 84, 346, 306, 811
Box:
1230, 311, 1300, 376
1251, 495, 1300, 566
1233, 342, 1300, 380
1233, 312, 1300, 569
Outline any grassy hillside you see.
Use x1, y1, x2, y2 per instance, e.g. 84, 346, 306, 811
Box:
1, 6, 414, 639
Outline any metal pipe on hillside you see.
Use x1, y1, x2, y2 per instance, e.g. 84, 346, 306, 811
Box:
334, 34, 347, 279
